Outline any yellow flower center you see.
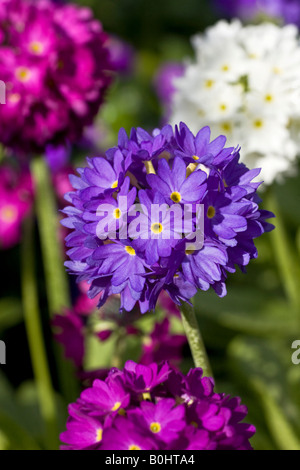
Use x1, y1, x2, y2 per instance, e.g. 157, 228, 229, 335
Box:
96, 429, 103, 442
221, 122, 232, 133
29, 41, 43, 54
113, 208, 121, 219
219, 103, 227, 111
253, 119, 263, 128
150, 422, 161, 433
125, 246, 136, 256
129, 445, 141, 450
207, 206, 216, 219
16, 67, 31, 82
111, 401, 121, 411
204, 79, 214, 88
190, 421, 198, 428
221, 64, 229, 72
170, 191, 181, 203
0, 206, 18, 223
192, 155, 199, 161
151, 222, 163, 234
264, 94, 273, 102
185, 248, 196, 256
111, 180, 118, 189
142, 392, 151, 401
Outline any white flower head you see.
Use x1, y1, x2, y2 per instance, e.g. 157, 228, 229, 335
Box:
170, 20, 300, 186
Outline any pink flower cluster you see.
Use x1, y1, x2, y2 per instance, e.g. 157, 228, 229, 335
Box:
0, 165, 33, 249
0, 0, 113, 154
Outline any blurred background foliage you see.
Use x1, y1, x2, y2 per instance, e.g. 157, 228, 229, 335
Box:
0, 0, 300, 450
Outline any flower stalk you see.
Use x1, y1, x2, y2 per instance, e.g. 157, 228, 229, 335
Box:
21, 215, 58, 449
31, 155, 79, 403
180, 301, 213, 378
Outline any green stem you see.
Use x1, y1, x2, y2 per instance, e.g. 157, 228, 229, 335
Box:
30, 156, 71, 314
111, 331, 127, 369
180, 301, 213, 378
30, 156, 79, 403
21, 216, 58, 449
266, 190, 300, 311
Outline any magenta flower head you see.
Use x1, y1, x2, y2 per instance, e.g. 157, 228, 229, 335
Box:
0, 165, 33, 249
0, 0, 114, 154
62, 123, 274, 313
60, 360, 255, 450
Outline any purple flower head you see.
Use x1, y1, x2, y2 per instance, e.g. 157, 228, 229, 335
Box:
60, 360, 256, 450
62, 122, 274, 313
0, 0, 114, 155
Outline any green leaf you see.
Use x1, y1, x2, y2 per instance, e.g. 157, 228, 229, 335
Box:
84, 333, 116, 370
252, 379, 300, 451
194, 289, 298, 337
0, 372, 40, 450
0, 298, 23, 331
228, 336, 300, 449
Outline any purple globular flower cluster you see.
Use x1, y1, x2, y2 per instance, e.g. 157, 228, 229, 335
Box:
60, 360, 255, 450
0, 0, 113, 154
62, 122, 274, 313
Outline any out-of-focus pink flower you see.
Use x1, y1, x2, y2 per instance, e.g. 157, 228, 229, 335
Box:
140, 318, 186, 366
158, 291, 181, 318
0, 0, 114, 155
74, 281, 99, 315
74, 293, 99, 316
52, 309, 85, 368
0, 165, 34, 249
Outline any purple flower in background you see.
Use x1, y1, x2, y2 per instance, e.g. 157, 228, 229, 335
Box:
45, 144, 71, 173
154, 62, 185, 120
60, 360, 256, 450
0, 165, 34, 249
213, 0, 300, 25
140, 318, 186, 366
52, 310, 85, 368
107, 35, 135, 75
62, 122, 274, 313
0, 0, 114, 154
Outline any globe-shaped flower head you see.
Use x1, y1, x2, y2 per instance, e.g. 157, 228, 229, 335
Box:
60, 360, 256, 450
170, 20, 300, 184
0, 0, 114, 154
62, 122, 274, 313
